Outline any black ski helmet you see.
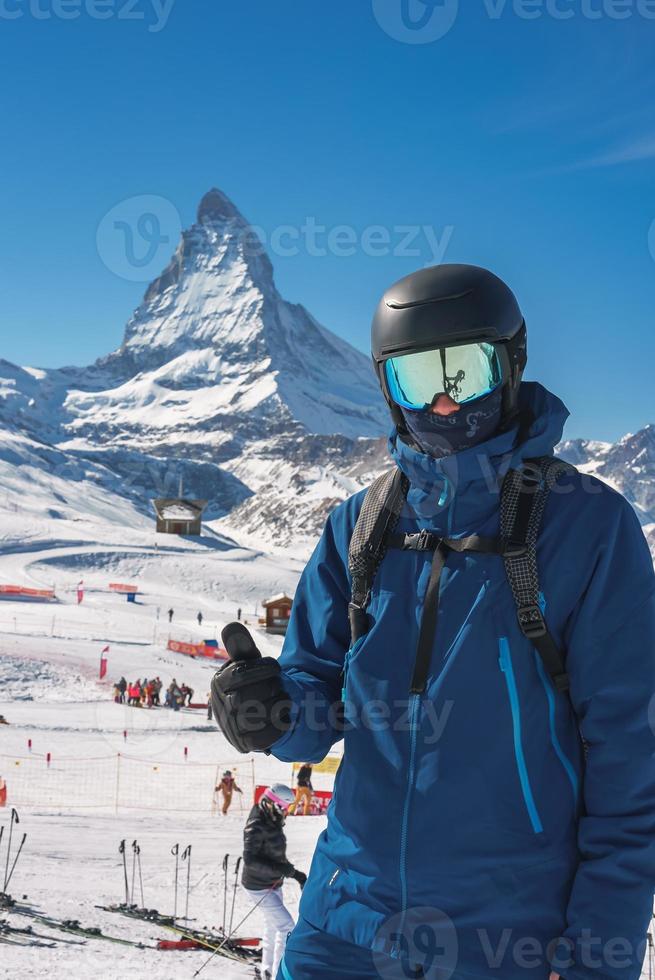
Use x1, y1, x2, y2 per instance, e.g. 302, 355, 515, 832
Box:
371, 264, 527, 431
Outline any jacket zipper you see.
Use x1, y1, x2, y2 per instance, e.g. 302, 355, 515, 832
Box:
498, 637, 543, 834
341, 634, 365, 702
393, 693, 421, 958
534, 653, 579, 807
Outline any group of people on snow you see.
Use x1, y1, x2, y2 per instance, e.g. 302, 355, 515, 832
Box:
112, 676, 194, 710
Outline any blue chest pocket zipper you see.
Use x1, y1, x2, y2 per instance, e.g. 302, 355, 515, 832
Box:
499, 637, 544, 834
341, 635, 366, 702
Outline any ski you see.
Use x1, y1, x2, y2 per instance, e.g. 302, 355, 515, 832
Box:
95, 903, 178, 926
12, 907, 153, 948
0, 932, 56, 948
0, 918, 86, 946
162, 922, 257, 962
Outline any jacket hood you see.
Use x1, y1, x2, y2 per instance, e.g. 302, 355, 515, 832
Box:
388, 382, 569, 526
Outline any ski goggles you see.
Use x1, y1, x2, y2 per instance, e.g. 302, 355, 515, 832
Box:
384, 341, 502, 411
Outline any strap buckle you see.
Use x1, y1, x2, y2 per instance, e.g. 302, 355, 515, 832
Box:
502, 538, 529, 559
416, 529, 439, 551
348, 602, 369, 642
520, 462, 543, 489
517, 604, 548, 639
396, 530, 439, 551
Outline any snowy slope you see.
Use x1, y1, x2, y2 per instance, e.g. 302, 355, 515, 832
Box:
0, 519, 322, 979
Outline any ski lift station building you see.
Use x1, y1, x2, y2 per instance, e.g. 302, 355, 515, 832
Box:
152, 498, 207, 536
262, 593, 294, 635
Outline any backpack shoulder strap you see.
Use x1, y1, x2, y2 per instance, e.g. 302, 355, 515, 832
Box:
348, 468, 409, 644
501, 456, 577, 692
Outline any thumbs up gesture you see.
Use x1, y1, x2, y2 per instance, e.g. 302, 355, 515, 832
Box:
210, 623, 292, 754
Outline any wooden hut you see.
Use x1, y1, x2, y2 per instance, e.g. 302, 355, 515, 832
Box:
262, 593, 294, 635
152, 498, 207, 536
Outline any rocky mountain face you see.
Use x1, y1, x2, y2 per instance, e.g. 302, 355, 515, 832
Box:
0, 187, 653, 556
558, 426, 655, 530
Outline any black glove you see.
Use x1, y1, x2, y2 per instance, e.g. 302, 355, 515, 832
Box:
211, 623, 292, 753
291, 869, 307, 889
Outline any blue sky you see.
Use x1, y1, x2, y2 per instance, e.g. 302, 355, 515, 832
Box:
1, 1, 654, 440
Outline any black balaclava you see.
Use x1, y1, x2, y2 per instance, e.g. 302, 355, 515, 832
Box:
400, 385, 504, 458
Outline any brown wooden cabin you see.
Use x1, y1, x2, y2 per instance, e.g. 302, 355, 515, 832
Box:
152, 498, 207, 536
262, 593, 294, 635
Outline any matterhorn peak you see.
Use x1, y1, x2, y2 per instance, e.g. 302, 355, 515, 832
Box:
197, 187, 243, 226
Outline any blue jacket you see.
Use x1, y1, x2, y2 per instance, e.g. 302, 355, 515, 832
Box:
273, 383, 655, 980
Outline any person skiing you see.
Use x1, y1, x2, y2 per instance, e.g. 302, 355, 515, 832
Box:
216, 769, 243, 815
197, 611, 203, 627
211, 264, 655, 980
242, 784, 306, 980
290, 764, 313, 816
168, 607, 174, 623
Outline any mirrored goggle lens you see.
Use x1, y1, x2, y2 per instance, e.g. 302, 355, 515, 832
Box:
385, 342, 502, 410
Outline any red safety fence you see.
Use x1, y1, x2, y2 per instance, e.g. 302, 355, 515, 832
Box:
167, 639, 228, 660
254, 784, 333, 816
109, 583, 139, 594
0, 585, 56, 601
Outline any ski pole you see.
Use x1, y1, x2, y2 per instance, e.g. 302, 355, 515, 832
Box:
194, 880, 281, 978
130, 840, 138, 906
118, 840, 129, 906
221, 853, 229, 933
171, 843, 180, 923
4, 833, 26, 892
228, 855, 242, 936
3, 810, 18, 892
182, 845, 192, 923
135, 844, 144, 908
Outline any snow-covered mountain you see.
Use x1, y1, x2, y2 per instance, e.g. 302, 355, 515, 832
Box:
0, 186, 653, 556
0, 188, 391, 550
558, 426, 655, 533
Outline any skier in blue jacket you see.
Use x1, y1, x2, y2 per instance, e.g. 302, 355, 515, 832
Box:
212, 264, 655, 980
